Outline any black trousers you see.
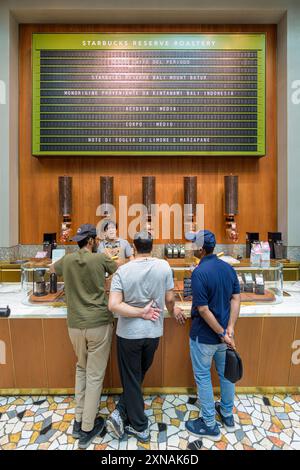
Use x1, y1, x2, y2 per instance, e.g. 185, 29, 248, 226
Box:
116, 336, 160, 432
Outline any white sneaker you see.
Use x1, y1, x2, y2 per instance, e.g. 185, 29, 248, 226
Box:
106, 409, 124, 438
125, 425, 150, 442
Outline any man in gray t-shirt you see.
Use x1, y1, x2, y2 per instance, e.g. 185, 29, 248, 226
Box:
111, 257, 173, 340
106, 232, 186, 443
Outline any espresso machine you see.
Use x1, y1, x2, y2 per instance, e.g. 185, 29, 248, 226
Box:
43, 233, 57, 259
268, 232, 283, 259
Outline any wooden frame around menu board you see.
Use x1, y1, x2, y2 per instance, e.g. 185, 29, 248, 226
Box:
32, 33, 266, 157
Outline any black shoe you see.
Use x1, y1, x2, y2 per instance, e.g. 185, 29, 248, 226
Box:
215, 402, 236, 432
72, 420, 82, 439
187, 439, 203, 450
78, 417, 105, 449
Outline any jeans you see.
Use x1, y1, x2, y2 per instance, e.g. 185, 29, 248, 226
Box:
190, 338, 235, 428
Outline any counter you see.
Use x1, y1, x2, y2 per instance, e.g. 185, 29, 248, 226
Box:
0, 283, 300, 394
1, 282, 300, 319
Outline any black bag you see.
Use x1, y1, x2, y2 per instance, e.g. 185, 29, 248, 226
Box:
224, 348, 243, 383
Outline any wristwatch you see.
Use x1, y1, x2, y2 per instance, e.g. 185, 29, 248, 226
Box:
218, 329, 227, 338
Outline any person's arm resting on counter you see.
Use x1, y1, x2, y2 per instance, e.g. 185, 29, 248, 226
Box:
164, 264, 186, 325
165, 289, 186, 325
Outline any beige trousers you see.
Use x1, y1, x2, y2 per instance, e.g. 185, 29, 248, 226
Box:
68, 323, 113, 432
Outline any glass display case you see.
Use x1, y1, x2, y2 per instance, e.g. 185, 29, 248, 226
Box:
21, 260, 65, 304
20, 260, 112, 306
21, 260, 51, 294
233, 260, 283, 304
171, 259, 283, 305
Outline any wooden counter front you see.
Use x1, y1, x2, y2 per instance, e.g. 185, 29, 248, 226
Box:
0, 316, 299, 393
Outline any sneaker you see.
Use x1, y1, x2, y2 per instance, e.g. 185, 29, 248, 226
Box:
72, 420, 82, 439
185, 417, 221, 441
125, 425, 150, 443
78, 417, 105, 449
106, 409, 124, 439
215, 402, 236, 432
187, 439, 203, 450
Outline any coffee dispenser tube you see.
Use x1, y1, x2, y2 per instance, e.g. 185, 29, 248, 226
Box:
59, 176, 72, 216
184, 176, 197, 218
224, 175, 238, 215
100, 176, 114, 215
142, 176, 156, 217
224, 175, 239, 242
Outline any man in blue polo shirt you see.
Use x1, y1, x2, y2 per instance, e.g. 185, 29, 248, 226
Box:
185, 230, 241, 441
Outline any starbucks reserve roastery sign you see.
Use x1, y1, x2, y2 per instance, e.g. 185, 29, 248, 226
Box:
32, 33, 266, 156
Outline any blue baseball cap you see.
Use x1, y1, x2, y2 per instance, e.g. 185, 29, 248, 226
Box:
185, 229, 216, 249
71, 224, 97, 242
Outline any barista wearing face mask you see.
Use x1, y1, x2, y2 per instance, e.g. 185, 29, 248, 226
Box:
98, 220, 134, 261
50, 224, 118, 449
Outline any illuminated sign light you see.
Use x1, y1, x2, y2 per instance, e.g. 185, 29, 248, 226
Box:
32, 33, 266, 156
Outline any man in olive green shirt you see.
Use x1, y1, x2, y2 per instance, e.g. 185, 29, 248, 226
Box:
51, 224, 117, 449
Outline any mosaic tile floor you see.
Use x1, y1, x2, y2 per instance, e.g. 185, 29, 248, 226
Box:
0, 394, 300, 450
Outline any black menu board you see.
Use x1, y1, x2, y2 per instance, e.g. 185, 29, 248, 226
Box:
32, 33, 266, 156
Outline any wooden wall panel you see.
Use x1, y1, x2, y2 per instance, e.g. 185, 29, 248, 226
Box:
43, 319, 76, 388
10, 319, 47, 388
289, 317, 300, 386
234, 317, 263, 387
19, 24, 277, 245
258, 317, 296, 386
0, 320, 15, 388
163, 319, 195, 387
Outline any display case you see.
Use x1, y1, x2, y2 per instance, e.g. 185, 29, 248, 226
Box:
20, 260, 113, 306
171, 259, 283, 305
21, 260, 65, 304
233, 260, 283, 304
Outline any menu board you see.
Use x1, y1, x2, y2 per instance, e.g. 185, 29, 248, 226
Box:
32, 33, 266, 156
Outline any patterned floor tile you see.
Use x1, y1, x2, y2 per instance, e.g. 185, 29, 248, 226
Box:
0, 393, 299, 450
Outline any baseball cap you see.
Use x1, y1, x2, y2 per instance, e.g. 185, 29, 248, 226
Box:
185, 229, 216, 249
71, 224, 97, 242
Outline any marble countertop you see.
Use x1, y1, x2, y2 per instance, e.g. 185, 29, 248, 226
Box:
1, 282, 300, 319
